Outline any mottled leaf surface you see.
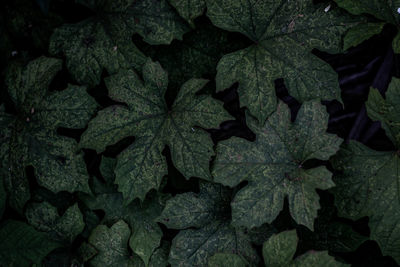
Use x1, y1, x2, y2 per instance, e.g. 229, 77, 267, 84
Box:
80, 59, 232, 203
212, 101, 342, 229
263, 230, 346, 267
0, 220, 61, 266
159, 182, 259, 267
81, 185, 165, 266
50, 0, 188, 85
88, 220, 135, 267
26, 202, 85, 242
331, 141, 400, 264
366, 78, 400, 147
208, 253, 249, 267
169, 0, 205, 26
335, 0, 400, 53
206, 0, 353, 122
1, 57, 97, 212
343, 22, 385, 50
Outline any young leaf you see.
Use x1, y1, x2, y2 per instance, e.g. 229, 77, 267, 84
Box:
206, 0, 354, 122
212, 100, 342, 230
49, 0, 189, 86
335, 0, 400, 53
262, 230, 347, 267
1, 57, 97, 212
0, 220, 61, 266
88, 220, 135, 267
80, 59, 232, 203
26, 202, 85, 243
158, 182, 260, 266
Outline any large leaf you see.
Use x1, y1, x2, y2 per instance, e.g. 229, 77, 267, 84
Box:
331, 80, 400, 264
50, 0, 189, 86
335, 0, 400, 53
262, 230, 347, 267
88, 220, 136, 267
0, 220, 61, 266
80, 59, 232, 203
1, 57, 97, 212
158, 182, 259, 266
26, 202, 85, 243
206, 0, 353, 122
212, 100, 342, 230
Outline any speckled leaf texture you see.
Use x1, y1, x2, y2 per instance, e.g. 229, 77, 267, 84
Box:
212, 100, 343, 230
49, 0, 189, 86
335, 0, 400, 53
331, 78, 400, 264
169, 0, 206, 26
0, 57, 97, 212
208, 253, 249, 267
80, 59, 232, 203
158, 182, 260, 266
26, 202, 85, 243
0, 220, 61, 266
263, 230, 347, 267
206, 0, 354, 122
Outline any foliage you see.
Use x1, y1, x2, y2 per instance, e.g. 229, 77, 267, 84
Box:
0, 0, 399, 266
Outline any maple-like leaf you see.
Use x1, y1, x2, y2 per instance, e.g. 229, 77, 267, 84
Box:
263, 230, 347, 266
50, 0, 189, 86
80, 59, 232, 203
331, 78, 400, 264
335, 0, 400, 53
206, 0, 354, 122
0, 57, 97, 212
212, 100, 342, 230
158, 181, 260, 266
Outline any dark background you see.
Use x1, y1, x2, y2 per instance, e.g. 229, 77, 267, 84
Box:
1, 0, 399, 266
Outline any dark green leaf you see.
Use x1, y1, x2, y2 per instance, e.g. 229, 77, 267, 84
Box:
80, 59, 232, 203
212, 101, 342, 230
206, 0, 354, 122
0, 220, 61, 266
208, 253, 249, 267
169, 0, 206, 26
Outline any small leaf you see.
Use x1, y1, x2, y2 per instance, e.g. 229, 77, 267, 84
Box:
169, 0, 206, 26
0, 220, 61, 266
208, 253, 249, 267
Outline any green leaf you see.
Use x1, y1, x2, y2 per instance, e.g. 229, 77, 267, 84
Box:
343, 22, 385, 50
169, 0, 206, 26
80, 59, 232, 203
335, 0, 400, 52
208, 253, 249, 267
0, 220, 61, 266
393, 33, 400, 54
50, 0, 188, 86
159, 182, 259, 266
26, 202, 85, 242
206, 0, 354, 122
212, 100, 342, 230
81, 190, 165, 266
88, 220, 135, 267
366, 78, 400, 147
331, 141, 400, 264
262, 230, 346, 267
1, 57, 97, 212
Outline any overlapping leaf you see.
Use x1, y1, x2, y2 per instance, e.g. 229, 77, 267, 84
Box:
80, 59, 232, 203
158, 182, 259, 266
50, 0, 189, 86
206, 0, 354, 122
335, 0, 400, 53
0, 56, 97, 212
212, 101, 342, 229
0, 220, 61, 266
263, 230, 347, 266
331, 78, 400, 264
169, 0, 205, 26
